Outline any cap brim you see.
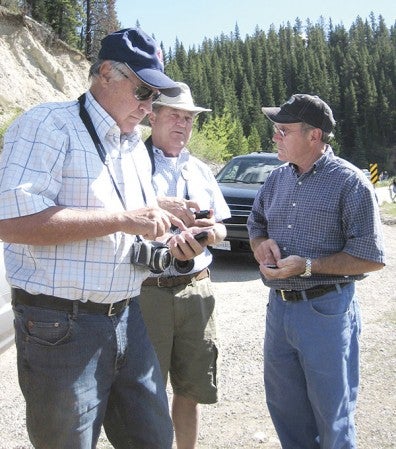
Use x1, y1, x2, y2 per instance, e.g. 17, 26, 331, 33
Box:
261, 106, 302, 124
126, 64, 180, 97
153, 102, 211, 113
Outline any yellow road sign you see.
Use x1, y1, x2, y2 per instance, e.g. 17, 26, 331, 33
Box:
369, 163, 378, 184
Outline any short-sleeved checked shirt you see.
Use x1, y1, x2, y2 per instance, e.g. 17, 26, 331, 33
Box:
0, 92, 155, 302
247, 147, 385, 290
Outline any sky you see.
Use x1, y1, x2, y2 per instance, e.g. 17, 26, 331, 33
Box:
115, 0, 395, 50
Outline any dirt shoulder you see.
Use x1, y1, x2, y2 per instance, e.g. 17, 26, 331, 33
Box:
0, 223, 394, 449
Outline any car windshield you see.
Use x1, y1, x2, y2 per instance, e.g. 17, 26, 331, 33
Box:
216, 157, 281, 184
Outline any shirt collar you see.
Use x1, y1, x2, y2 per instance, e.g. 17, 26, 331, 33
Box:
152, 146, 190, 163
289, 145, 334, 175
84, 91, 140, 150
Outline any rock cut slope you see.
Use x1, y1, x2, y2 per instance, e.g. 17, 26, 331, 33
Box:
0, 6, 90, 128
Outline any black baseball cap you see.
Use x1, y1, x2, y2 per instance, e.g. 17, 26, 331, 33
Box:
98, 28, 180, 97
262, 94, 335, 133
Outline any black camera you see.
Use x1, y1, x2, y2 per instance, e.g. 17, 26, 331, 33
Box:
131, 240, 172, 274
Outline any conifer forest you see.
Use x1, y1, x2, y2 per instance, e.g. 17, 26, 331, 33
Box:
4, 1, 396, 171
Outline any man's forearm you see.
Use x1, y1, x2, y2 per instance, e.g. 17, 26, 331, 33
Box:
0, 206, 125, 245
250, 237, 268, 253
313, 252, 384, 276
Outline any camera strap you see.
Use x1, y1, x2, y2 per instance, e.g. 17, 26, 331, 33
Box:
78, 94, 128, 210
78, 94, 150, 211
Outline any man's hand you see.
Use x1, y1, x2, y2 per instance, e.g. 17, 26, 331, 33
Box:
166, 228, 215, 261
122, 207, 187, 240
157, 197, 200, 227
251, 238, 281, 266
259, 255, 306, 279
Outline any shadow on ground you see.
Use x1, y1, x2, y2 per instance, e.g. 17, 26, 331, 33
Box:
210, 249, 261, 283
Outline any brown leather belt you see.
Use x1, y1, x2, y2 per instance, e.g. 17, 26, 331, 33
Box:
276, 283, 348, 301
142, 268, 209, 288
12, 288, 131, 316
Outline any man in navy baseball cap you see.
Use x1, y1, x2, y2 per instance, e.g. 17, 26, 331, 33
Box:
0, 25, 191, 449
99, 27, 180, 97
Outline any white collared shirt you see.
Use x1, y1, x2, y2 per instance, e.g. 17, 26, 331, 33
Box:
151, 146, 231, 276
0, 92, 155, 302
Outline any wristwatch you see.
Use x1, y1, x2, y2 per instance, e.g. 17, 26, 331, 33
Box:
300, 258, 312, 278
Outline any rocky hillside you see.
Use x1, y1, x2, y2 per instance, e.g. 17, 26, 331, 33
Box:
0, 6, 90, 129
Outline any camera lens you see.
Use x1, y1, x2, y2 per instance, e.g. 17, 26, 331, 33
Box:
173, 258, 194, 274
151, 247, 172, 274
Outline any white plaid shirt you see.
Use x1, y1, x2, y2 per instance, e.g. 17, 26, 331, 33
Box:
151, 146, 231, 276
0, 92, 156, 302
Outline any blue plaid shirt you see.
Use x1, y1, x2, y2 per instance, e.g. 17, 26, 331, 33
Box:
0, 92, 155, 302
247, 147, 385, 290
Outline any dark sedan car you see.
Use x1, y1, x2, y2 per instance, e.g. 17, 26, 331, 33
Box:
214, 152, 282, 252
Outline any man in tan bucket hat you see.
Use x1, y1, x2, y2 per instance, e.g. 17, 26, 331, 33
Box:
139, 82, 230, 449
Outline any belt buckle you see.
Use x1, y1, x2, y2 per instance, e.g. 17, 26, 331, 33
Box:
107, 298, 130, 316
107, 302, 117, 316
280, 290, 288, 301
157, 277, 166, 288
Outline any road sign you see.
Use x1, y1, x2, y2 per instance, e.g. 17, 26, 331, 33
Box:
369, 163, 379, 184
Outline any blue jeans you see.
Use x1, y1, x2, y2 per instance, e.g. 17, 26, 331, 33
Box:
13, 297, 173, 449
264, 283, 361, 449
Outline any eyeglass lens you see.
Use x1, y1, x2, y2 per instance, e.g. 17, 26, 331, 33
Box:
114, 66, 159, 102
134, 85, 161, 102
273, 125, 286, 137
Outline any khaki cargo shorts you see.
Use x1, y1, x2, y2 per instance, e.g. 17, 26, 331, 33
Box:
139, 276, 218, 404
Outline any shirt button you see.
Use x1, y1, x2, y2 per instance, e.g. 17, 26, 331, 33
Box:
292, 203, 296, 207
287, 224, 292, 229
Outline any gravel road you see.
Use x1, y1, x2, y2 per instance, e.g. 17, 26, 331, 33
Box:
0, 223, 394, 449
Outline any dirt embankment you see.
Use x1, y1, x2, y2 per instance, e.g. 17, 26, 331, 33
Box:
0, 6, 90, 128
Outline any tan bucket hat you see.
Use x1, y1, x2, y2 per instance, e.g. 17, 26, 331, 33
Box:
153, 82, 212, 113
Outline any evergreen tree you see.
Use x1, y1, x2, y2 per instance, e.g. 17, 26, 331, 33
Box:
6, 4, 395, 172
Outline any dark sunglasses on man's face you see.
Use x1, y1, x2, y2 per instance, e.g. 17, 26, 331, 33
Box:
134, 84, 161, 102
113, 66, 160, 102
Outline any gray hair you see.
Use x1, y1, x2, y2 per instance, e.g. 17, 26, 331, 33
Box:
88, 60, 127, 81
302, 123, 333, 144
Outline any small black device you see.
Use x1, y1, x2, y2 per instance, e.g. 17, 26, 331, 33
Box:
194, 210, 210, 219
194, 231, 209, 242
130, 239, 172, 274
173, 231, 209, 274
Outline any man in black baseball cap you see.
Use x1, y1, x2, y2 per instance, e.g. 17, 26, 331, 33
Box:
248, 93, 384, 449
262, 93, 335, 133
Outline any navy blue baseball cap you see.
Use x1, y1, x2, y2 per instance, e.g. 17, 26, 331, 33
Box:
262, 94, 336, 133
98, 28, 180, 97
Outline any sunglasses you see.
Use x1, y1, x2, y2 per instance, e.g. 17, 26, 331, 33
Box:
273, 123, 312, 138
113, 66, 161, 102
273, 124, 303, 138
